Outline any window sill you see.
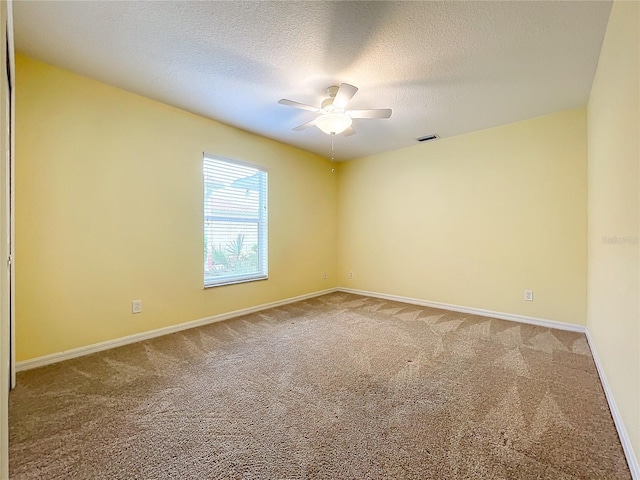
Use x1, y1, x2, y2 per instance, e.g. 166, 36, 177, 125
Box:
204, 275, 268, 289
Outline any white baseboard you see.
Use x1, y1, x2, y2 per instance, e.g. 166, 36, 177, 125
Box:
339, 288, 638, 476
585, 330, 640, 479
337, 287, 586, 333
15, 287, 339, 372
339, 288, 639, 477
15, 285, 638, 478
16, 286, 583, 372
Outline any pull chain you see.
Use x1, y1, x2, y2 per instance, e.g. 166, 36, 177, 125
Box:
330, 134, 335, 173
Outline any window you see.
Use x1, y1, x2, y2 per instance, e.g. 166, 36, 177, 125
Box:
203, 155, 268, 287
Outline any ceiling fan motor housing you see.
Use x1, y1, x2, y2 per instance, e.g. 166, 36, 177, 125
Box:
326, 86, 339, 98
322, 86, 341, 112
321, 97, 337, 112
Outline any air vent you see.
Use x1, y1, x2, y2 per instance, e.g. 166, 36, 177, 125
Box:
417, 134, 439, 142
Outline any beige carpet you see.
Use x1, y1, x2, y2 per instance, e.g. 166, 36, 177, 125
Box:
9, 293, 631, 479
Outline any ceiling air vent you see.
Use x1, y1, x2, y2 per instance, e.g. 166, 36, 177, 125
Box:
417, 134, 439, 142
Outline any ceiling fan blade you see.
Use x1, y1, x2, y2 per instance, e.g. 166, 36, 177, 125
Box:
278, 99, 321, 113
292, 119, 317, 131
348, 109, 392, 119
342, 126, 356, 137
333, 83, 358, 109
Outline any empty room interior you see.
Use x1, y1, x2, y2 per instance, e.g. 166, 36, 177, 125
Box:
0, 0, 639, 478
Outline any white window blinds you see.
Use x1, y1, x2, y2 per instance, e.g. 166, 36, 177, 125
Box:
203, 155, 268, 287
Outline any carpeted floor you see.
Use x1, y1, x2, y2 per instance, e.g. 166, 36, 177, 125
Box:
9, 293, 631, 479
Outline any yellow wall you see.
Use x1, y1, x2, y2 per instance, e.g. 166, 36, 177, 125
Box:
587, 0, 639, 461
12, 4, 640, 471
15, 54, 338, 361
338, 109, 588, 325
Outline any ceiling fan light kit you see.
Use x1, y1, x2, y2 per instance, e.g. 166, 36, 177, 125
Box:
278, 83, 392, 136
315, 113, 352, 135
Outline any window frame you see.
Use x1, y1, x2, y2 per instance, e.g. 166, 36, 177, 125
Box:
203, 154, 268, 288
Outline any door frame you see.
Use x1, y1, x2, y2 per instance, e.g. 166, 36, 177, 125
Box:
1, 0, 14, 477
7, 0, 14, 391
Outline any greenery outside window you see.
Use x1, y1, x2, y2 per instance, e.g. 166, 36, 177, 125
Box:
203, 155, 268, 287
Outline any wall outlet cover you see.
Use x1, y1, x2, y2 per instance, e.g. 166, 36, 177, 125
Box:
132, 300, 142, 314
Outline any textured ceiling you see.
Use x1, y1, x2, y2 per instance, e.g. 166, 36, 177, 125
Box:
14, 1, 612, 160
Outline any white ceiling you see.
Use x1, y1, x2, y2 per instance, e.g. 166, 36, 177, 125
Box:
13, 1, 612, 160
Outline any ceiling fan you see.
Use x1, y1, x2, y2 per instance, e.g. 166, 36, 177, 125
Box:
278, 83, 392, 136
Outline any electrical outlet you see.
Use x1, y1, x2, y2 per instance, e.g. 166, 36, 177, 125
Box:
132, 300, 142, 314
523, 290, 533, 302
349, 271, 354, 279
323, 272, 327, 280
